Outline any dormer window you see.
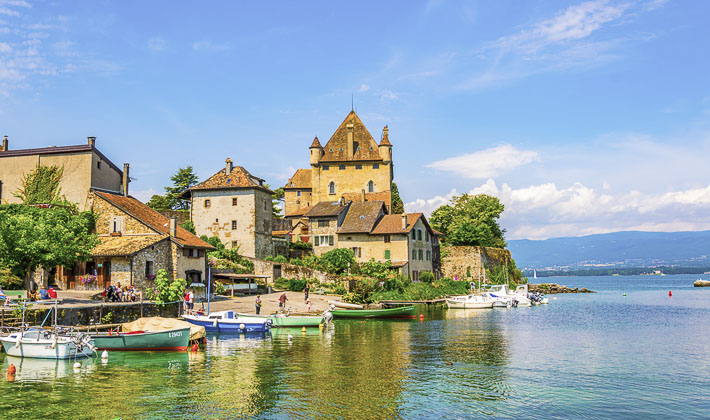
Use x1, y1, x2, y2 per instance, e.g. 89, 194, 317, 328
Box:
373, 164, 379, 169
339, 165, 345, 170
356, 165, 362, 170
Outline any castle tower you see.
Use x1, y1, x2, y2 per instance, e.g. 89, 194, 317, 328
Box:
378, 125, 392, 164
309, 136, 323, 165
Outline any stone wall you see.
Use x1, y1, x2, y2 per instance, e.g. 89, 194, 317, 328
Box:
440, 246, 513, 281
312, 161, 392, 205
246, 257, 341, 285
13, 301, 183, 327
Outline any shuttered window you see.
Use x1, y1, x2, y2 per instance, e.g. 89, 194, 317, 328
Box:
385, 250, 390, 259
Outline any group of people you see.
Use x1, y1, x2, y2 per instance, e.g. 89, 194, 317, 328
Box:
183, 288, 194, 314
103, 283, 140, 302
258, 283, 312, 314
26, 286, 58, 301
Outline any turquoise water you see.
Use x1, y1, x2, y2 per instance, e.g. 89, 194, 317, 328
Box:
1, 274, 709, 419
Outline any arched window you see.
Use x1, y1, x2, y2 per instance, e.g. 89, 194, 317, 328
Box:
368, 180, 374, 193
329, 181, 336, 195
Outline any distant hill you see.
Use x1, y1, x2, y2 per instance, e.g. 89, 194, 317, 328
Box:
507, 230, 710, 270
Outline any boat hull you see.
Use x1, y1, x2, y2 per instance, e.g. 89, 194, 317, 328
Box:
0, 333, 94, 359
183, 314, 271, 333
446, 295, 494, 309
330, 306, 416, 319
92, 327, 191, 351
237, 313, 324, 327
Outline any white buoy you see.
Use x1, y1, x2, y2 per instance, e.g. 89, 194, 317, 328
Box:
287, 334, 293, 341
239, 323, 246, 330
101, 350, 109, 360
73, 362, 81, 369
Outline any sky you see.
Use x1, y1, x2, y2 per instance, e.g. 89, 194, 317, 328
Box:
1, 0, 710, 240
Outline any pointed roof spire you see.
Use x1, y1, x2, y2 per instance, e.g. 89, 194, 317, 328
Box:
380, 125, 391, 146
310, 136, 322, 148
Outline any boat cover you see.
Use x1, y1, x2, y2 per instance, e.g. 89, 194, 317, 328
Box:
121, 317, 206, 341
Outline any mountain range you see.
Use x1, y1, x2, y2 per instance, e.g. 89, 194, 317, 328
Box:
507, 230, 710, 270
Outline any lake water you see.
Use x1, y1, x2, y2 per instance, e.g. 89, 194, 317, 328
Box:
2, 274, 709, 419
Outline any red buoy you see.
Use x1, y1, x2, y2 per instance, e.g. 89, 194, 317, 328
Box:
191, 343, 199, 352
7, 364, 16, 375
669, 290, 672, 297
419, 314, 424, 321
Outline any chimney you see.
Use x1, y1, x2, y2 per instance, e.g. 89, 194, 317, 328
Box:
122, 163, 130, 196
87, 136, 96, 148
361, 189, 366, 202
225, 158, 233, 174
346, 123, 354, 157
401, 214, 408, 230
1, 136, 7, 151
169, 217, 177, 237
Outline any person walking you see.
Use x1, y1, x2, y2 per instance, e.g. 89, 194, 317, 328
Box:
255, 295, 262, 314
185, 288, 194, 314
304, 283, 310, 302
278, 293, 288, 311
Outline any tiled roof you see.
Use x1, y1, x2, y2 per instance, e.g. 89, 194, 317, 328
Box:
285, 205, 312, 218
371, 213, 424, 235
93, 235, 167, 257
0, 143, 123, 175
272, 230, 291, 236
432, 229, 444, 236
305, 201, 349, 217
310, 137, 322, 148
380, 126, 391, 146
284, 168, 312, 189
94, 191, 214, 249
341, 190, 392, 206
183, 165, 273, 197
338, 201, 386, 234
321, 111, 383, 162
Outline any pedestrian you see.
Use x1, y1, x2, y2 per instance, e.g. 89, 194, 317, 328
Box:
307, 299, 312, 313
278, 293, 287, 311
255, 294, 262, 314
304, 283, 310, 302
186, 288, 194, 314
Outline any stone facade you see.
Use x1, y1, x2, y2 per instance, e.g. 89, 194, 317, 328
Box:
311, 161, 392, 207
440, 246, 513, 281
310, 216, 341, 256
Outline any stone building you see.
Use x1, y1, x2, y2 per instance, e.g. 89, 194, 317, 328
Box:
304, 200, 351, 255
0, 136, 126, 209
181, 159, 274, 259
284, 110, 394, 217
56, 190, 214, 291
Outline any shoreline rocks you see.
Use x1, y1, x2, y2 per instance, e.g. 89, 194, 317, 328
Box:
530, 283, 594, 294
693, 279, 710, 287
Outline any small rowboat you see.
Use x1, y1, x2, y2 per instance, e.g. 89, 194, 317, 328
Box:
236, 312, 330, 327
92, 327, 191, 351
446, 295, 493, 309
330, 306, 416, 319
328, 300, 364, 309
183, 310, 272, 333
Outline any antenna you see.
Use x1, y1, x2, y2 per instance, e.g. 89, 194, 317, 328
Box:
351, 94, 354, 111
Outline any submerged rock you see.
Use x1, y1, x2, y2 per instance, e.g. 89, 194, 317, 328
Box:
529, 283, 595, 294
693, 279, 710, 287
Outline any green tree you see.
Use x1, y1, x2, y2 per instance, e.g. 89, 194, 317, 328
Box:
391, 182, 405, 214
430, 193, 506, 248
152, 268, 187, 304
165, 166, 199, 210
146, 194, 172, 211
0, 204, 99, 286
181, 219, 196, 234
14, 165, 65, 204
320, 248, 356, 275
267, 185, 284, 218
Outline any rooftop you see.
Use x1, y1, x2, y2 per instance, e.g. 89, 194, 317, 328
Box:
320, 111, 383, 162
338, 201, 387, 234
371, 213, 425, 235
305, 201, 350, 218
0, 141, 123, 175
284, 168, 312, 189
182, 164, 273, 198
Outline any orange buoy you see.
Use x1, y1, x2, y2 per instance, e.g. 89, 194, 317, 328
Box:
669, 291, 672, 297
191, 343, 199, 352
419, 314, 424, 321
7, 364, 16, 375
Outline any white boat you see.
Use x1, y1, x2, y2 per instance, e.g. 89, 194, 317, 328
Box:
482, 284, 516, 307
446, 294, 493, 309
183, 310, 272, 333
0, 328, 95, 359
327, 300, 364, 309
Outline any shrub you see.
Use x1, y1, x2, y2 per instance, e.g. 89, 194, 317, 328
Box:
288, 278, 307, 292
274, 277, 290, 290
152, 269, 187, 304
214, 282, 226, 295
181, 220, 195, 234
302, 255, 322, 270
264, 256, 275, 262
272, 255, 288, 263
0, 267, 23, 290
289, 258, 303, 266
420, 271, 435, 283
320, 248, 356, 275
359, 259, 392, 281
343, 278, 379, 304
289, 241, 313, 250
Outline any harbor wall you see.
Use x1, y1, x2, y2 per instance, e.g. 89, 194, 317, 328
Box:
440, 246, 514, 282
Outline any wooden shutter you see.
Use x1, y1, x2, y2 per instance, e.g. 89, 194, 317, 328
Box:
385, 250, 390, 259
315, 236, 320, 246
329, 236, 334, 246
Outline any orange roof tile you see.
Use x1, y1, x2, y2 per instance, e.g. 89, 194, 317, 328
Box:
341, 190, 392, 207
310, 136, 322, 148
94, 191, 214, 249
183, 165, 273, 197
284, 168, 312, 189
305, 201, 349, 218
285, 205, 312, 218
371, 213, 425, 235
338, 201, 387, 234
321, 111, 383, 162
93, 235, 168, 257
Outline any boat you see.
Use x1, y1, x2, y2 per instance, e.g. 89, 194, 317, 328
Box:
327, 300, 364, 309
92, 327, 191, 351
446, 295, 493, 309
329, 306, 416, 319
182, 310, 272, 333
482, 284, 516, 307
0, 328, 95, 359
236, 311, 332, 327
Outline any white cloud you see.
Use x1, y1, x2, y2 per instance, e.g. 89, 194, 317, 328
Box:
359, 84, 369, 92
131, 188, 158, 203
426, 144, 539, 179
192, 40, 229, 52
379, 89, 398, 101
147, 37, 167, 52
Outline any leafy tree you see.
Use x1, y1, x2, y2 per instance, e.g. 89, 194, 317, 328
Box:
152, 268, 187, 304
391, 182, 405, 214
165, 166, 199, 210
359, 259, 392, 281
0, 205, 99, 286
146, 194, 172, 211
320, 248, 356, 275
14, 165, 65, 204
181, 219, 195, 234
0, 266, 23, 290
266, 184, 284, 218
430, 193, 506, 248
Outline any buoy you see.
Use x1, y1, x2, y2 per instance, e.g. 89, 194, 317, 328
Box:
73, 362, 81, 369
445, 361, 453, 366
301, 326, 307, 333
239, 323, 246, 330
287, 334, 293, 341
669, 290, 672, 297
7, 364, 16, 375
101, 350, 109, 360
623, 293, 626, 296
191, 343, 199, 352
419, 314, 424, 321
318, 323, 324, 330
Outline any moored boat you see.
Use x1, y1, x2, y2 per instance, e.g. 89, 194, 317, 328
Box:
182, 310, 272, 333
0, 328, 95, 359
92, 327, 191, 351
329, 306, 416, 319
446, 295, 493, 309
236, 311, 331, 327
328, 300, 364, 309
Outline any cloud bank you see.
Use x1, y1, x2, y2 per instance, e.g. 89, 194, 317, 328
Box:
426, 144, 539, 179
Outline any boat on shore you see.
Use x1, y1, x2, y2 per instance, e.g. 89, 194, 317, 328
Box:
328, 300, 364, 309
92, 327, 191, 351
183, 310, 272, 333
446, 295, 493, 309
0, 328, 95, 359
236, 311, 331, 327
330, 306, 416, 319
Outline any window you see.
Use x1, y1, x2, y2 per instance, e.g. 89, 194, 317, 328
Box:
384, 249, 391, 259
368, 180, 374, 193
411, 230, 416, 240
351, 247, 361, 258
418, 249, 423, 260
417, 229, 422, 241
232, 197, 238, 206
264, 200, 268, 210
318, 219, 329, 228
384, 235, 391, 243
373, 164, 379, 169
323, 165, 330, 171
297, 199, 300, 205
110, 216, 124, 234
426, 250, 431, 261
97, 161, 102, 169
263, 220, 269, 232
204, 199, 211, 208
232, 241, 239, 249
339, 165, 345, 170
329, 181, 336, 195
145, 261, 154, 277
297, 191, 301, 196
329, 235, 334, 246
339, 147, 343, 151
314, 235, 334, 246
232, 220, 237, 230
412, 250, 417, 260
356, 165, 362, 170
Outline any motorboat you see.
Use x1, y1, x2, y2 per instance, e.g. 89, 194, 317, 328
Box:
236, 310, 332, 327
0, 328, 95, 359
482, 284, 516, 307
446, 295, 493, 309
182, 310, 272, 333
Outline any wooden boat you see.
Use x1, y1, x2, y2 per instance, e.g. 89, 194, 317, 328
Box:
328, 300, 364, 309
236, 312, 330, 327
183, 310, 272, 333
330, 306, 416, 319
446, 295, 493, 309
0, 328, 95, 359
92, 327, 191, 351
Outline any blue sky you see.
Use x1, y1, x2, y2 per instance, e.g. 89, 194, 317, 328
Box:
2, 0, 710, 239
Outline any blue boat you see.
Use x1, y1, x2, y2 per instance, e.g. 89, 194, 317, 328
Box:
182, 310, 272, 333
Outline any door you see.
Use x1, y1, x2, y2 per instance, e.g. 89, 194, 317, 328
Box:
103, 261, 111, 287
